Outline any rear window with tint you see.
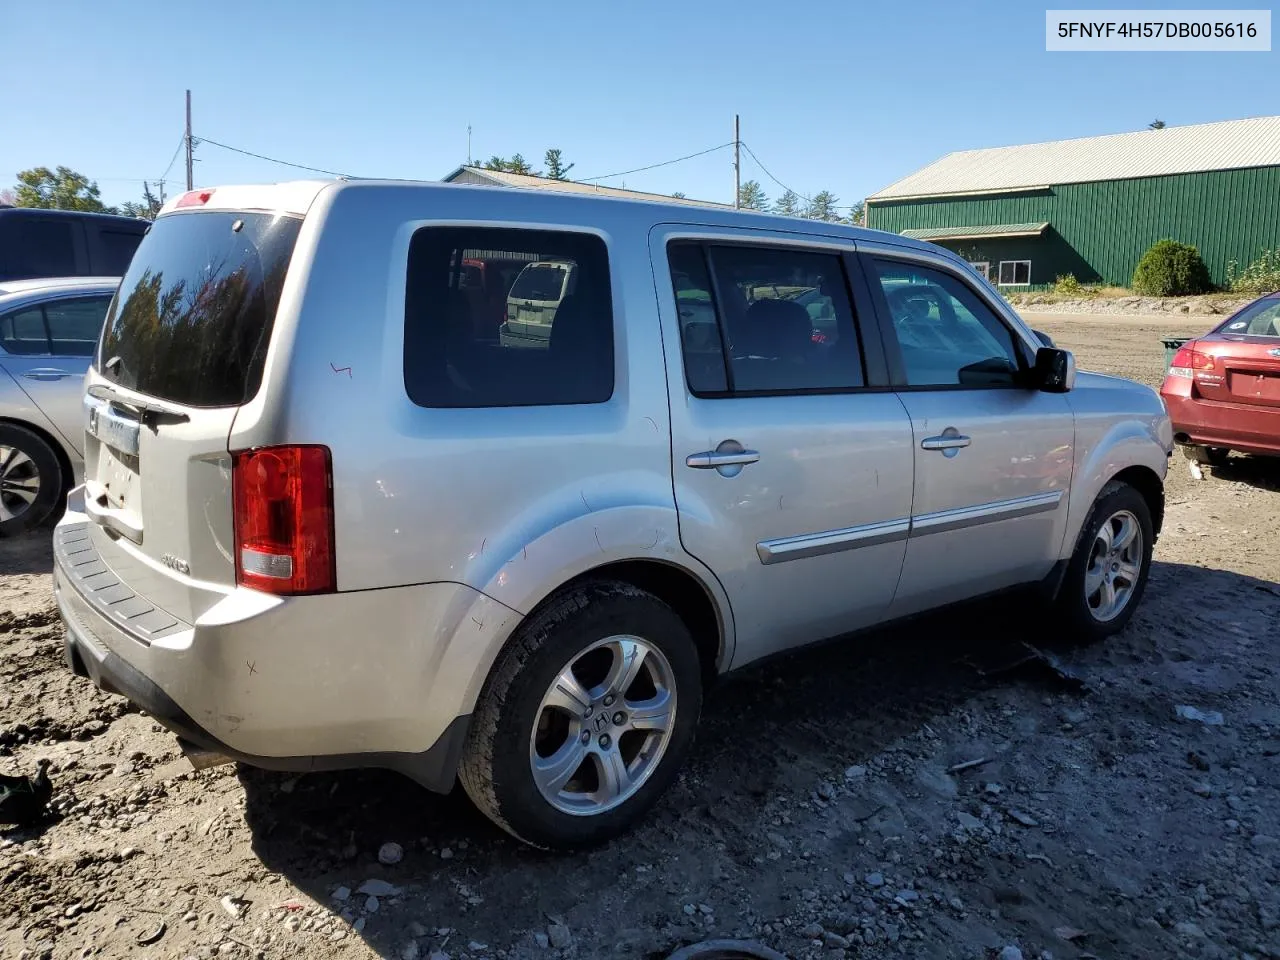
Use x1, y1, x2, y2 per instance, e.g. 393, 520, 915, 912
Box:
509, 263, 568, 302
97, 211, 301, 407
404, 227, 613, 408
1220, 298, 1280, 338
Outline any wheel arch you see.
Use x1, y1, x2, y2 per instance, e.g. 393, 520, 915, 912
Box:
530, 557, 732, 689
1110, 464, 1165, 539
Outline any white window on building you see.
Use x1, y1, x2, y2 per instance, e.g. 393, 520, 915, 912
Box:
968, 261, 990, 280
998, 260, 1031, 286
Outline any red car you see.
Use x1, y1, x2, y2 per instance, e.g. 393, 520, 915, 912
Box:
1160, 291, 1280, 464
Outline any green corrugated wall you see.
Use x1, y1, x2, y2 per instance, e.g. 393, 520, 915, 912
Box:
866, 166, 1280, 288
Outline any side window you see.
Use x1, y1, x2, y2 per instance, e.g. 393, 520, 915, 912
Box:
17, 219, 80, 279
96, 230, 145, 275
404, 227, 613, 408
45, 296, 112, 356
871, 259, 1022, 388
0, 308, 51, 355
667, 241, 864, 395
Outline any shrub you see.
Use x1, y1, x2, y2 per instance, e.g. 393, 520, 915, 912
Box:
1226, 249, 1280, 295
1131, 240, 1212, 296
1053, 273, 1082, 295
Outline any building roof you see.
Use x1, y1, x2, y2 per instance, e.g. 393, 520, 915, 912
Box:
441, 165, 732, 209
900, 222, 1049, 241
869, 115, 1280, 202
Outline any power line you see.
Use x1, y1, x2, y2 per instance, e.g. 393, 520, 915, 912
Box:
159, 134, 185, 184
740, 141, 862, 211
580, 142, 734, 183
739, 141, 812, 204
196, 136, 354, 178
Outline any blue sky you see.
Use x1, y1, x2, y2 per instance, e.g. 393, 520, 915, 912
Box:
5, 0, 1276, 211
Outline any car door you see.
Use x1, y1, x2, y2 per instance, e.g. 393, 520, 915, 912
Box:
861, 250, 1075, 618
652, 227, 915, 669
0, 294, 111, 454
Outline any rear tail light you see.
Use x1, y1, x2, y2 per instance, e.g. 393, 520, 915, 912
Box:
232, 446, 335, 595
176, 188, 215, 208
1169, 343, 1216, 380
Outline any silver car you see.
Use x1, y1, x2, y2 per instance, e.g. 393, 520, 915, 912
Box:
0, 276, 118, 535
54, 181, 1172, 848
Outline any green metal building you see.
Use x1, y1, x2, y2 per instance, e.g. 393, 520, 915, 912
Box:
865, 116, 1280, 289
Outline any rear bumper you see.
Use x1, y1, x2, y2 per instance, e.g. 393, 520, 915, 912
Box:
53, 514, 516, 791
1160, 383, 1280, 456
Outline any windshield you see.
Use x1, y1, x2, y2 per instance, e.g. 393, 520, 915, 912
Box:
97, 211, 301, 407
1218, 297, 1280, 338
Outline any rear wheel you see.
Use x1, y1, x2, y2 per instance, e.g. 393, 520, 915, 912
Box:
1054, 480, 1154, 642
459, 580, 702, 849
1184, 444, 1230, 466
0, 424, 64, 538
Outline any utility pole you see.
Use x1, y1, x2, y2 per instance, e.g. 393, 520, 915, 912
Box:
733, 114, 741, 209
185, 89, 194, 191
467, 124, 472, 166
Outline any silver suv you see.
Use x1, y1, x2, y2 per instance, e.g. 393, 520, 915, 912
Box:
55, 181, 1172, 848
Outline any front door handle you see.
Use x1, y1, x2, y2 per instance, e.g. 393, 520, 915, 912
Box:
686, 450, 760, 469
22, 368, 72, 381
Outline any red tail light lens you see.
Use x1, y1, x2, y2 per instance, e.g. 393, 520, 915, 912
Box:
176, 188, 215, 208
232, 446, 335, 595
1169, 343, 1215, 379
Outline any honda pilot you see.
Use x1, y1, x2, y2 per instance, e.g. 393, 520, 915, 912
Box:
55, 180, 1173, 848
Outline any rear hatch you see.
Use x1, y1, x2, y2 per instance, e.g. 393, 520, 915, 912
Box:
79, 206, 302, 622
1186, 297, 1280, 408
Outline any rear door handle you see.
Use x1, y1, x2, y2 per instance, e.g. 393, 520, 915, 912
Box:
921, 434, 971, 451
686, 450, 760, 469
22, 368, 72, 381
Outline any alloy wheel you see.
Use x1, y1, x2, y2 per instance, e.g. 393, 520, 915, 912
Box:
0, 445, 41, 523
529, 635, 677, 816
1084, 509, 1143, 622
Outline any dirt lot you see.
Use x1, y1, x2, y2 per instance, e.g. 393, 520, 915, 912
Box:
3, 314, 1278, 960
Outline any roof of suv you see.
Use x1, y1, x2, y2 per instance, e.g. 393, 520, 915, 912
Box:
157, 179, 940, 256
0, 207, 148, 227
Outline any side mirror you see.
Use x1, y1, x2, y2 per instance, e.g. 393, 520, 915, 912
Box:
1033, 329, 1055, 347
1034, 347, 1076, 393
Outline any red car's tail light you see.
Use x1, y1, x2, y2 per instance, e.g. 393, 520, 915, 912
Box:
1169, 343, 1216, 380
232, 446, 335, 595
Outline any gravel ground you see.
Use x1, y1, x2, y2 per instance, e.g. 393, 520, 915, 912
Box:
3, 314, 1278, 960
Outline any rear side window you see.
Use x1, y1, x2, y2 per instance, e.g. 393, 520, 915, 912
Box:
96, 229, 145, 275
666, 241, 865, 395
98, 212, 301, 407
0, 217, 80, 280
0, 307, 51, 355
404, 227, 614, 408
46, 296, 112, 356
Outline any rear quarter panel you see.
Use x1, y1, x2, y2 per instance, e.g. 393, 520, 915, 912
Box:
227, 183, 736, 669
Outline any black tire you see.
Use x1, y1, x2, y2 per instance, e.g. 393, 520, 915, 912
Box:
458, 580, 703, 849
1184, 444, 1230, 467
1054, 480, 1154, 643
0, 424, 64, 538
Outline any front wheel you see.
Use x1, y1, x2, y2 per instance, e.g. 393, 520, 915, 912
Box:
459, 580, 703, 849
1054, 480, 1154, 642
